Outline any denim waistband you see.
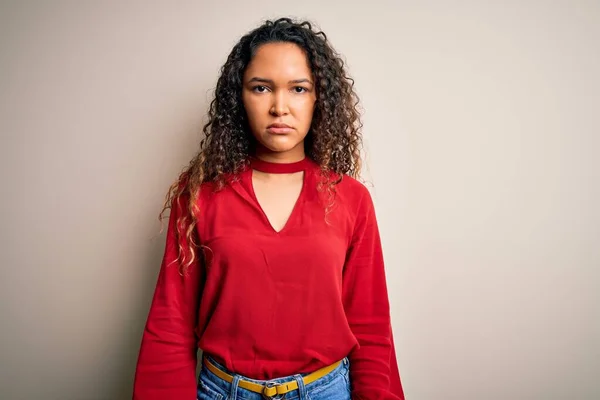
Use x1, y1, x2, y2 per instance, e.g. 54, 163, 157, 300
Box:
200, 354, 350, 399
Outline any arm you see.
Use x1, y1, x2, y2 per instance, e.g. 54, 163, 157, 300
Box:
133, 194, 203, 400
342, 188, 405, 400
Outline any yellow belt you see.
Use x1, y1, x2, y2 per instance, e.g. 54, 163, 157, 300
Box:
202, 356, 342, 397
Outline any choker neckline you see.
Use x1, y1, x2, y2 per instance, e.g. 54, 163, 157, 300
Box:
249, 156, 311, 174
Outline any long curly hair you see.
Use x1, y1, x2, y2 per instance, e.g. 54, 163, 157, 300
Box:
161, 17, 364, 274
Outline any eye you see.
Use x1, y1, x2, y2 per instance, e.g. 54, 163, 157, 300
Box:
251, 85, 269, 93
293, 86, 308, 93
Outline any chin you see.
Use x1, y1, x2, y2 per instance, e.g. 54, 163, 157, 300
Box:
263, 144, 299, 154
260, 136, 302, 153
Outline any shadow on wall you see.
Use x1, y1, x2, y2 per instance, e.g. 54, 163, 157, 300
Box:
100, 94, 211, 400
106, 227, 207, 400
109, 233, 171, 400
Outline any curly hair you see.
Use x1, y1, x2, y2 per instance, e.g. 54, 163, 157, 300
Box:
161, 17, 364, 274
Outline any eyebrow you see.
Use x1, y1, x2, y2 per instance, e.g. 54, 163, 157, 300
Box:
247, 77, 314, 85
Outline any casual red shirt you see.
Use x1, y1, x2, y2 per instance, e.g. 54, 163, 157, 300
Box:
133, 157, 405, 399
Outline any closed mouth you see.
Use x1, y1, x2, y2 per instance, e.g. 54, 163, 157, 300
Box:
268, 123, 292, 129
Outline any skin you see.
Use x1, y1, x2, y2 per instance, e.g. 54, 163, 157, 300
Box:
242, 42, 317, 163
242, 42, 316, 231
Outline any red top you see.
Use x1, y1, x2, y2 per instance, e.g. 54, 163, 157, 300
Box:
133, 157, 405, 400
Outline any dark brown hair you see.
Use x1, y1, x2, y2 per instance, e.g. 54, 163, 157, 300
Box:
162, 17, 363, 273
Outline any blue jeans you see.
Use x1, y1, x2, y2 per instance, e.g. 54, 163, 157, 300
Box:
197, 355, 352, 400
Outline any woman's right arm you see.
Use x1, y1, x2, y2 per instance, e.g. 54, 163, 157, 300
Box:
133, 194, 203, 400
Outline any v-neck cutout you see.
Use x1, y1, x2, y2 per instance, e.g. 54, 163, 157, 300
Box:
248, 169, 307, 234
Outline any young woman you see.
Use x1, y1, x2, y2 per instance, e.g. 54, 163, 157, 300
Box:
133, 17, 405, 400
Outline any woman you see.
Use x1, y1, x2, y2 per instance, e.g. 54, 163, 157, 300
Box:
133, 17, 405, 400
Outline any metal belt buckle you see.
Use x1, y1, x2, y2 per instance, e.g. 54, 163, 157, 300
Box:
262, 381, 285, 400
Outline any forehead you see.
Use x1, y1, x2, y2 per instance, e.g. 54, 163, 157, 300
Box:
244, 42, 312, 80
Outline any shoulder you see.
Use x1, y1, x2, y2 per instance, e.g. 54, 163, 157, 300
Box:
330, 174, 379, 243
308, 161, 370, 200
336, 173, 369, 194
334, 173, 373, 210
307, 160, 375, 213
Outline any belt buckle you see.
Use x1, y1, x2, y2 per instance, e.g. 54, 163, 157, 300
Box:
262, 381, 285, 400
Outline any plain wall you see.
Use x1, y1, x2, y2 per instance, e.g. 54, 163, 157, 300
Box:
1, 1, 598, 399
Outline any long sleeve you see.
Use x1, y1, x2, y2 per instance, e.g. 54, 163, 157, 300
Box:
133, 194, 203, 400
342, 188, 405, 400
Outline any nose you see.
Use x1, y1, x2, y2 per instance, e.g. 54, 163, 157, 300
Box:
269, 90, 290, 116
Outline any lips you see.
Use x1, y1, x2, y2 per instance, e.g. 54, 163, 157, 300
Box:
267, 123, 293, 134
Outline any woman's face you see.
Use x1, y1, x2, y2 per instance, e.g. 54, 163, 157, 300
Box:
242, 42, 317, 160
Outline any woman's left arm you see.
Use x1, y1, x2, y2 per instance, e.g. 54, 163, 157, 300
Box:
342, 186, 405, 400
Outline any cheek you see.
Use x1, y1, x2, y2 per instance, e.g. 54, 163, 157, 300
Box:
242, 97, 263, 123
296, 98, 316, 123
244, 96, 271, 120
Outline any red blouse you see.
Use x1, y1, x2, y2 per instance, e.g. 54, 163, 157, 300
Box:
133, 157, 405, 399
